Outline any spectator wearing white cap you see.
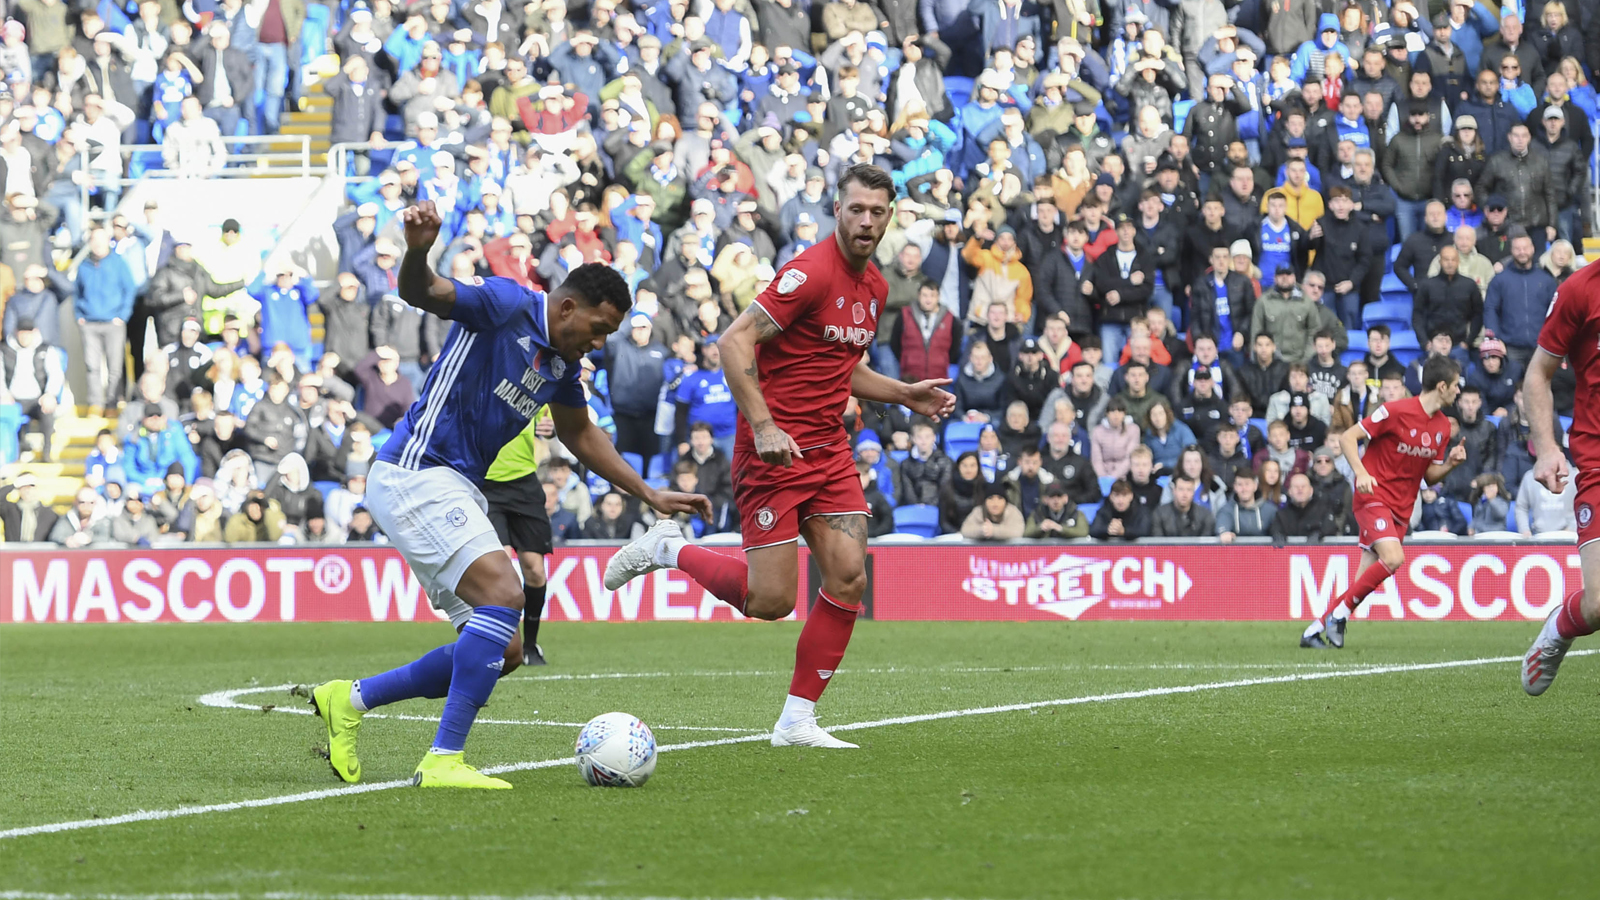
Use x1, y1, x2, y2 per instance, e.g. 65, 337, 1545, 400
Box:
389, 111, 446, 181
161, 96, 226, 178
332, 203, 379, 273
1, 473, 58, 542
605, 311, 670, 476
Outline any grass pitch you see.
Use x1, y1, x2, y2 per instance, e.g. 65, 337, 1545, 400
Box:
2, 620, 1598, 900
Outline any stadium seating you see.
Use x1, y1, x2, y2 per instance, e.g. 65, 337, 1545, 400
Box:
944, 421, 984, 456
1458, 501, 1473, 523
1389, 330, 1422, 365
893, 505, 941, 538
1248, 418, 1267, 436
621, 453, 647, 476
313, 481, 338, 500
1097, 475, 1116, 495
874, 533, 928, 544
1363, 299, 1412, 331
1560, 416, 1574, 433
1077, 502, 1101, 522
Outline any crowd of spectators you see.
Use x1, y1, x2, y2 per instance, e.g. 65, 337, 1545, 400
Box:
1, 0, 1598, 545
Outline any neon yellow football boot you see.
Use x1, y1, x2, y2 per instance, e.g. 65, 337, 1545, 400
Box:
310, 680, 363, 783
412, 751, 513, 789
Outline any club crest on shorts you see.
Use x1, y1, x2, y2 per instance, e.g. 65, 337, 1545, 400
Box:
1581, 504, 1594, 529
446, 507, 469, 527
756, 506, 776, 530
1375, 518, 1387, 531
852, 302, 866, 324
777, 269, 806, 294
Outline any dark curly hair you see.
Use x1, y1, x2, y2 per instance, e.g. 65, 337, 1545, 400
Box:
557, 262, 633, 314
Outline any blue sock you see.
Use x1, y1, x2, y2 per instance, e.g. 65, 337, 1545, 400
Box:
432, 605, 520, 753
356, 644, 456, 708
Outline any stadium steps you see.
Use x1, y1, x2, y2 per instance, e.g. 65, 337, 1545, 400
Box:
1585, 237, 1600, 262
6, 412, 113, 505
265, 92, 333, 172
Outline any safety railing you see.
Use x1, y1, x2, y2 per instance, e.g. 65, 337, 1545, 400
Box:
72, 134, 315, 220
327, 141, 384, 186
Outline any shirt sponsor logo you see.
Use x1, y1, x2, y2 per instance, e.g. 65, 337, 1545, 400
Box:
822, 325, 875, 346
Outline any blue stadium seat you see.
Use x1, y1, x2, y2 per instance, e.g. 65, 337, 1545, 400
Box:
1380, 272, 1408, 294
1340, 349, 1367, 366
948, 364, 960, 381
945, 421, 983, 456
646, 476, 669, 490
892, 504, 941, 538
1458, 501, 1473, 524
944, 75, 973, 110
370, 429, 392, 449
1506, 504, 1517, 533
888, 449, 909, 463
1346, 330, 1368, 352
1363, 299, 1412, 330
1098, 475, 1116, 495
1485, 414, 1501, 426
1173, 99, 1196, 132
313, 480, 338, 500
1389, 330, 1422, 365
1248, 418, 1268, 436
621, 452, 646, 476
647, 455, 668, 479
1077, 502, 1100, 523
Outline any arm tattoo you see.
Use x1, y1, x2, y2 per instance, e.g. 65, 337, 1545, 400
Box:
747, 304, 782, 342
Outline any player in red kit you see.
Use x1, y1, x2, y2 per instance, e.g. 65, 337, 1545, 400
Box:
604, 164, 957, 746
1300, 355, 1467, 648
1521, 261, 1600, 694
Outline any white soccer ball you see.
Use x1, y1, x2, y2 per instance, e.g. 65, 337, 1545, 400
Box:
575, 712, 657, 787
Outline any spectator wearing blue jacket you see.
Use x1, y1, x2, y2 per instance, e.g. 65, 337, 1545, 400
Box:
383, 16, 430, 80
957, 70, 1016, 178
75, 231, 137, 415
976, 108, 1047, 185
1483, 231, 1559, 369
250, 266, 317, 371
1446, 1, 1501, 74
674, 339, 738, 458
124, 410, 200, 493
1289, 15, 1352, 82
1418, 484, 1469, 534
611, 194, 666, 269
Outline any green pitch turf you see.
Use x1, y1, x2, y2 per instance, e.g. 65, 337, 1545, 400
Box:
2, 620, 1599, 900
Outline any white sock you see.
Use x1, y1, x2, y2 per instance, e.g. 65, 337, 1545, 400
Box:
1302, 619, 1324, 639
777, 694, 816, 729
349, 681, 369, 712
1329, 603, 1350, 622
655, 535, 685, 568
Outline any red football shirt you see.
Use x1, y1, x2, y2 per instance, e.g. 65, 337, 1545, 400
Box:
1357, 396, 1450, 523
739, 237, 888, 453
1537, 261, 1600, 470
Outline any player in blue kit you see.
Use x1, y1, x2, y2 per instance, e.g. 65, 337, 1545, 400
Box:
309, 201, 710, 789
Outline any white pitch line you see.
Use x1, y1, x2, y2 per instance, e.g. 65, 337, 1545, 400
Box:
195, 686, 754, 733
505, 660, 1393, 682
7, 649, 1587, 843
0, 893, 858, 900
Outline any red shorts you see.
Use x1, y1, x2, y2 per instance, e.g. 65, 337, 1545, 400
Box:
1575, 469, 1600, 547
1354, 500, 1409, 551
733, 439, 867, 550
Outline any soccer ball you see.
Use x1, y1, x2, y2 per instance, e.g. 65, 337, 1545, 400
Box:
575, 712, 657, 787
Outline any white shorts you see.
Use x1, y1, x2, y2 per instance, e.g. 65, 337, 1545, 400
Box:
366, 461, 506, 630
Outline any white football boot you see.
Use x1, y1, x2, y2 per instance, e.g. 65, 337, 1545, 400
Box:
1523, 607, 1574, 697
604, 519, 683, 590
771, 718, 859, 749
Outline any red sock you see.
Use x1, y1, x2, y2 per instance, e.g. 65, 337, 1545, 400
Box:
676, 545, 749, 613
1326, 559, 1398, 624
1555, 589, 1596, 639
788, 592, 860, 702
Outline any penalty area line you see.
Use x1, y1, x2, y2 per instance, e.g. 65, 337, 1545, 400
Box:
0, 893, 861, 900
4, 650, 1588, 842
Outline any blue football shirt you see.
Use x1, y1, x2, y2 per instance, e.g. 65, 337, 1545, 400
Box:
377, 277, 587, 480
675, 369, 738, 438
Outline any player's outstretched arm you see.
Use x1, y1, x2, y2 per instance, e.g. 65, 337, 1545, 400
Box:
1341, 425, 1376, 495
719, 304, 803, 467
851, 359, 957, 421
548, 402, 713, 519
396, 201, 459, 318
1524, 348, 1572, 494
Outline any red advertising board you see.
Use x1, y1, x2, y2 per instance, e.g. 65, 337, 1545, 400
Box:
0, 543, 1579, 625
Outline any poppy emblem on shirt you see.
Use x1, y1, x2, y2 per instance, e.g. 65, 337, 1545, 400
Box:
756, 507, 776, 530
1421, 432, 1431, 447
1580, 504, 1593, 528
853, 302, 866, 324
